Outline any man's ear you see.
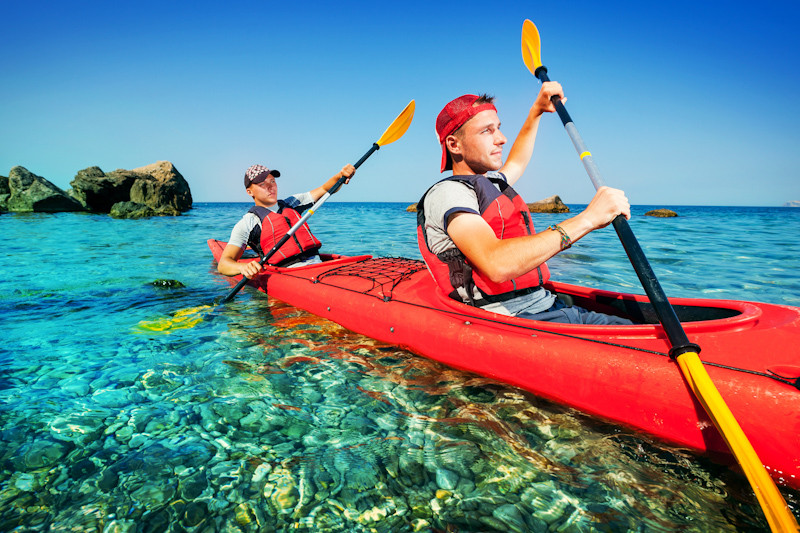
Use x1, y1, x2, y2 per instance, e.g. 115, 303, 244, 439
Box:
246, 187, 255, 199
445, 134, 462, 156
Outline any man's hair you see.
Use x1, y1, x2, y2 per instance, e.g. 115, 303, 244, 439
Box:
451, 93, 495, 140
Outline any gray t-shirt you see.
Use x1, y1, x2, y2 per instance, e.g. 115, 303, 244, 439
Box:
421, 172, 555, 316
228, 192, 322, 267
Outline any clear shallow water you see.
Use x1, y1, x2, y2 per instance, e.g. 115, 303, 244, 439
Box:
1, 203, 798, 531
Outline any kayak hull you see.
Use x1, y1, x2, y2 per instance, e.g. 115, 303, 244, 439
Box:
208, 239, 800, 488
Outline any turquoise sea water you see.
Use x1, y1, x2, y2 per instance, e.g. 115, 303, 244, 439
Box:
1, 202, 799, 532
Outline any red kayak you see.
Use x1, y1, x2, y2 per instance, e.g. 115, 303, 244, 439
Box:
208, 239, 800, 489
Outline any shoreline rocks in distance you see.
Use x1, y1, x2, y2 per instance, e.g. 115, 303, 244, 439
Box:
784, 200, 800, 207
527, 195, 569, 214
2, 167, 85, 213
406, 194, 571, 214
0, 161, 192, 218
644, 208, 678, 217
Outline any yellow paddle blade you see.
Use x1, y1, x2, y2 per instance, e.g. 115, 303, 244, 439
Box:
376, 100, 415, 146
677, 352, 799, 532
135, 305, 214, 333
521, 19, 543, 75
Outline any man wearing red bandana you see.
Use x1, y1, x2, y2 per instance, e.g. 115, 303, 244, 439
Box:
416, 82, 633, 324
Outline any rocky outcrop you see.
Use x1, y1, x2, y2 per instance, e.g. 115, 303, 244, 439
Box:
3, 167, 85, 213
784, 201, 800, 208
407, 195, 571, 215
2, 161, 192, 216
69, 161, 192, 217
69, 166, 139, 212
527, 195, 569, 213
0, 175, 9, 212
644, 208, 678, 217
128, 161, 192, 213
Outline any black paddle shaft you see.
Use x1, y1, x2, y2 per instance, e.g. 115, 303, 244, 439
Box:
535, 66, 700, 359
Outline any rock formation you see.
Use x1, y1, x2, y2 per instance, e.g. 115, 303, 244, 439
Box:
527, 195, 570, 213
2, 167, 85, 213
407, 195, 571, 215
69, 166, 139, 212
0, 174, 10, 212
127, 161, 192, 214
70, 161, 192, 218
0, 161, 193, 218
644, 208, 678, 217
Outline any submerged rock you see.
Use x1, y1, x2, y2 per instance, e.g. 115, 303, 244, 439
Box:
110, 201, 179, 219
4, 166, 85, 213
644, 208, 678, 217
151, 279, 186, 288
528, 195, 569, 213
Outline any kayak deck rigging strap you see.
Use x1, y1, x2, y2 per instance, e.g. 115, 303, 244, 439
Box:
304, 257, 797, 391
315, 257, 427, 301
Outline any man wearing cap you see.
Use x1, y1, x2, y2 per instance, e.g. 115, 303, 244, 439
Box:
217, 163, 355, 279
417, 82, 633, 324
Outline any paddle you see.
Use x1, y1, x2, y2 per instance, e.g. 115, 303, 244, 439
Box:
521, 19, 798, 532
220, 99, 416, 304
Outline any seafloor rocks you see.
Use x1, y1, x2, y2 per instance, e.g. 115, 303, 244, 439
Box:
527, 195, 569, 213
2, 166, 85, 213
644, 208, 678, 217
110, 201, 165, 219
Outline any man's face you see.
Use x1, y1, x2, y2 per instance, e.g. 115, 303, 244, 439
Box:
247, 176, 278, 206
450, 109, 507, 174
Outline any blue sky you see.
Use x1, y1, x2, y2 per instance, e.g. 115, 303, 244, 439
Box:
2, 1, 798, 206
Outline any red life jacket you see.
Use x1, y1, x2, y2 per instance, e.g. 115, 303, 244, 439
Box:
247, 202, 322, 267
416, 174, 550, 304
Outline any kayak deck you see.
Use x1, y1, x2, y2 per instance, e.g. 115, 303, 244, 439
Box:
208, 239, 800, 488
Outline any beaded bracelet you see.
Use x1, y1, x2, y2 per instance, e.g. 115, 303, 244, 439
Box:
548, 224, 573, 250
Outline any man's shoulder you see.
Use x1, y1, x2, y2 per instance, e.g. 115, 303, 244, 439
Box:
485, 170, 507, 182
281, 192, 313, 208
232, 211, 260, 231
428, 179, 474, 195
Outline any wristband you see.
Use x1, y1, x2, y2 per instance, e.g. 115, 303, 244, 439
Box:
548, 224, 572, 250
